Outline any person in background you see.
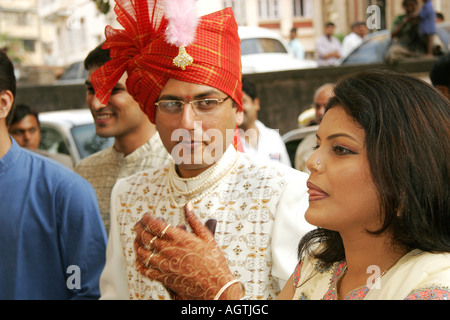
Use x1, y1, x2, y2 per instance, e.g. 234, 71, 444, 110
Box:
94, 0, 313, 300
295, 83, 334, 173
75, 43, 172, 234
316, 22, 342, 67
418, 0, 436, 56
8, 103, 74, 169
0, 50, 106, 299
289, 27, 306, 60
386, 0, 426, 64
135, 70, 450, 301
435, 12, 444, 23
239, 78, 291, 167
430, 53, 450, 100
342, 22, 369, 58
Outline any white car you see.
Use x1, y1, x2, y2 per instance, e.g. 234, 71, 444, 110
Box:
238, 26, 317, 74
39, 109, 113, 164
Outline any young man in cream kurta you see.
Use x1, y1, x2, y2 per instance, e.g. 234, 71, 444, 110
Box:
75, 132, 171, 233
92, 1, 314, 300
75, 44, 172, 233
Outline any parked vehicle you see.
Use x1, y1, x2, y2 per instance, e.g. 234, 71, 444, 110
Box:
39, 109, 113, 164
238, 26, 317, 74
56, 61, 87, 84
282, 125, 319, 168
340, 22, 450, 65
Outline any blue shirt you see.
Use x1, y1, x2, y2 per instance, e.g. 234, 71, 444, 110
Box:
0, 138, 107, 299
419, 1, 436, 35
289, 39, 305, 60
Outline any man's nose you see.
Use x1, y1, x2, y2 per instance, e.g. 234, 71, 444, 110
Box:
90, 95, 107, 111
179, 103, 198, 131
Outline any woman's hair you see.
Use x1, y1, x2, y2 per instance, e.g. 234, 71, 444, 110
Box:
298, 70, 450, 265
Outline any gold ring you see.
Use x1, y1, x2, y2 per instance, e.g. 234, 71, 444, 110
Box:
149, 235, 157, 246
145, 252, 155, 266
159, 224, 171, 238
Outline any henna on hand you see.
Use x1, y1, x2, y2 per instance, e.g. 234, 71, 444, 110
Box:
134, 202, 244, 300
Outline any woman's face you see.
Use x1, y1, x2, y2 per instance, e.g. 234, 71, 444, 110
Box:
305, 106, 381, 235
403, 1, 417, 15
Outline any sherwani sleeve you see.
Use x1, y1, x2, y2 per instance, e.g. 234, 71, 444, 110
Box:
270, 169, 314, 289
99, 179, 130, 300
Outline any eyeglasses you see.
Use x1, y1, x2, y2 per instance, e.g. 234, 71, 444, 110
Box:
155, 96, 230, 115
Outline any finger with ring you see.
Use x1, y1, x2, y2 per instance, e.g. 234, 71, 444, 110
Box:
147, 235, 158, 249
159, 224, 171, 238
145, 251, 155, 267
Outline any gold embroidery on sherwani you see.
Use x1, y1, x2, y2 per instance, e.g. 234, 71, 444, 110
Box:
116, 149, 289, 300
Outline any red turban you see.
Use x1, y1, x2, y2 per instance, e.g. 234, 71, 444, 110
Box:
92, 0, 243, 124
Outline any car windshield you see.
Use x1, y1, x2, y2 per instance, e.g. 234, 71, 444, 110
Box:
71, 123, 113, 159
343, 33, 390, 64
241, 38, 288, 55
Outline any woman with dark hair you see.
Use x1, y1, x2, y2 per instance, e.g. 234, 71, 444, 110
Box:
133, 70, 450, 300
282, 70, 450, 300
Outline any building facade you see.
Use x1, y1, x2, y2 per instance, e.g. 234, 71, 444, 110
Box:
1, 0, 448, 72
199, 0, 449, 55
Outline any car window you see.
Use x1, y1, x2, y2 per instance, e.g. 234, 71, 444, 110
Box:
40, 126, 71, 156
59, 61, 87, 81
436, 25, 450, 52
71, 124, 113, 159
343, 34, 390, 65
241, 38, 288, 55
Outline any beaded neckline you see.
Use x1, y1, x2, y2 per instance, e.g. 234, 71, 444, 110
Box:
167, 148, 239, 208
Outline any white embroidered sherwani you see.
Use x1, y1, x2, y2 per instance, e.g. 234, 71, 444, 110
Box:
75, 133, 171, 233
100, 145, 313, 300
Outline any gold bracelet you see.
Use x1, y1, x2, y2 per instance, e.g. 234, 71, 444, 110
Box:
213, 279, 241, 300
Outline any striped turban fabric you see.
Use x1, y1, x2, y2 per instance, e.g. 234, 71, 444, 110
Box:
92, 0, 243, 124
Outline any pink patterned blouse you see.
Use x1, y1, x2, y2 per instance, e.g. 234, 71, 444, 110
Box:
293, 260, 450, 300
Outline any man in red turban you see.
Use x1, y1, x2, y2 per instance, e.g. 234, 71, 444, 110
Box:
92, 0, 242, 124
97, 0, 313, 300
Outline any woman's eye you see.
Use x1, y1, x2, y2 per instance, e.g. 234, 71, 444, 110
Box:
312, 144, 320, 151
332, 146, 355, 155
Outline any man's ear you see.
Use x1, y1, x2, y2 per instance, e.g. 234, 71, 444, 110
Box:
0, 90, 13, 119
254, 97, 261, 112
235, 107, 244, 126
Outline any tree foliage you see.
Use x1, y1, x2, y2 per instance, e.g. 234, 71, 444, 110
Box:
92, 0, 111, 14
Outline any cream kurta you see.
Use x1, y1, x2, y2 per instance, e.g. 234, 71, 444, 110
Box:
100, 146, 313, 300
75, 133, 171, 233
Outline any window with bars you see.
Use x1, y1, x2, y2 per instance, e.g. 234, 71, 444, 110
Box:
293, 0, 313, 18
223, 0, 246, 25
258, 0, 280, 20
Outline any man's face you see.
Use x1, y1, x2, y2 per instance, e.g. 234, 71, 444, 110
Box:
155, 78, 243, 178
240, 91, 260, 131
9, 115, 41, 149
85, 66, 149, 139
356, 24, 369, 38
324, 25, 335, 37
314, 88, 334, 124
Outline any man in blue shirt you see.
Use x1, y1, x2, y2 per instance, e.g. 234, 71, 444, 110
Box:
289, 27, 305, 60
0, 51, 107, 299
